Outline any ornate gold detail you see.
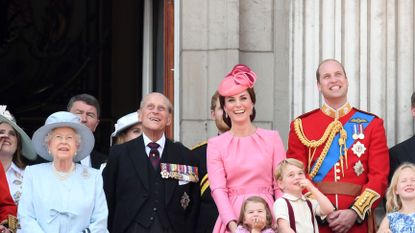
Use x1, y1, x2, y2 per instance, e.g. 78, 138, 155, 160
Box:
351, 188, 380, 220
0, 215, 18, 233
294, 118, 347, 179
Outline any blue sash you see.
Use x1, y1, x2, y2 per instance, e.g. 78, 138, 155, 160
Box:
312, 111, 375, 182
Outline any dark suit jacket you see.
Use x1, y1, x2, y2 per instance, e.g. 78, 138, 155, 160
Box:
90, 149, 107, 169
192, 142, 218, 233
103, 136, 200, 233
389, 135, 415, 180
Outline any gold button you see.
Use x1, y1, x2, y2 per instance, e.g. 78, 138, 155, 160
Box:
336, 169, 341, 173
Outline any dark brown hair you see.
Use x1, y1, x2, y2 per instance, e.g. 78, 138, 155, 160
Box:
219, 88, 256, 128
67, 93, 101, 117
237, 196, 273, 231
0, 122, 26, 169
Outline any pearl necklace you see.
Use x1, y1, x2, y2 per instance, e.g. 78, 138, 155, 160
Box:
52, 163, 75, 181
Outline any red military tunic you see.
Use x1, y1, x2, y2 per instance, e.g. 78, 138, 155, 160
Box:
287, 103, 389, 233
0, 164, 17, 224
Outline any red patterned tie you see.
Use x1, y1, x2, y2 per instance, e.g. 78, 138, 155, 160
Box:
148, 142, 160, 170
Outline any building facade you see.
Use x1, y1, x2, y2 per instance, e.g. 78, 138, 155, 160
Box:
178, 0, 415, 149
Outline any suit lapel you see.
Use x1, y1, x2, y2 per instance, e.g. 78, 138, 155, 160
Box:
162, 139, 179, 205
405, 135, 415, 163
127, 136, 150, 191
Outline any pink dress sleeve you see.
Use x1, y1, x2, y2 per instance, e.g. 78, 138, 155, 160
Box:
207, 137, 237, 227
272, 131, 286, 198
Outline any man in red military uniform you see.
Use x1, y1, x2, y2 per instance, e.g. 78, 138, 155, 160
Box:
0, 164, 16, 232
287, 59, 389, 233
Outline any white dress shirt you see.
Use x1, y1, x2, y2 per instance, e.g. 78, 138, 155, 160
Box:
142, 133, 166, 158
274, 193, 321, 233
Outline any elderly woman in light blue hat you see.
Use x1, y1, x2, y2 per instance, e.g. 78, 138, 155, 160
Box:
0, 106, 36, 205
18, 111, 108, 233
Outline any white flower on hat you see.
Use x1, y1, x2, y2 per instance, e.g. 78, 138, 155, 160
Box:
0, 105, 15, 122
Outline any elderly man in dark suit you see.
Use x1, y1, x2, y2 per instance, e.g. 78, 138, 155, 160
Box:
389, 91, 415, 180
103, 92, 199, 233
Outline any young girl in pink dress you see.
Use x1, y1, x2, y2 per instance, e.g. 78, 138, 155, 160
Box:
207, 64, 286, 233
236, 196, 275, 233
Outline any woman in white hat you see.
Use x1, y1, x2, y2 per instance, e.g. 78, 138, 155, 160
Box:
18, 111, 108, 233
110, 112, 142, 146
0, 106, 36, 205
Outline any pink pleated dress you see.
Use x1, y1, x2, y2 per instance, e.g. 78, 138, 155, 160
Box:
207, 128, 286, 233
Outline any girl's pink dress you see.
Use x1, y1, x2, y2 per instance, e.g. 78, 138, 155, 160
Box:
207, 128, 286, 233
235, 225, 275, 233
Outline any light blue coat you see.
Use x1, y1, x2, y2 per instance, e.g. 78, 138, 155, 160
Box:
18, 163, 108, 233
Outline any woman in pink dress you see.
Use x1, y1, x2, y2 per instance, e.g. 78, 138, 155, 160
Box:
207, 64, 286, 233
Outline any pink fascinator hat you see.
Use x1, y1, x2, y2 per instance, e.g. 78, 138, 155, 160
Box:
217, 64, 257, 97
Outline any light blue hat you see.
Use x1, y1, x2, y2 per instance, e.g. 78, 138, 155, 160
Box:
32, 111, 95, 162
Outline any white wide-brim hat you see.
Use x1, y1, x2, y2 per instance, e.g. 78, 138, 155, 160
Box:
32, 111, 95, 162
0, 106, 37, 160
110, 112, 140, 145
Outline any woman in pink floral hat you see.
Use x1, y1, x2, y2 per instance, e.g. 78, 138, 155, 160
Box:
207, 64, 286, 233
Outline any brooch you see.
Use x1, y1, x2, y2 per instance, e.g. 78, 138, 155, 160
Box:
351, 141, 366, 158
180, 192, 190, 210
354, 161, 364, 176
82, 167, 90, 178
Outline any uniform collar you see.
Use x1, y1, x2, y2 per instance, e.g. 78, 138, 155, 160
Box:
321, 102, 352, 119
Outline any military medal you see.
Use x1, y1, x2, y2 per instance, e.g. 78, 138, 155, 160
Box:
352, 124, 359, 140
353, 160, 364, 176
351, 141, 366, 158
160, 163, 199, 182
180, 192, 190, 210
160, 163, 170, 178
358, 124, 365, 139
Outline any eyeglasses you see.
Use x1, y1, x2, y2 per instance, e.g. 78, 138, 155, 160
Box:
51, 134, 76, 142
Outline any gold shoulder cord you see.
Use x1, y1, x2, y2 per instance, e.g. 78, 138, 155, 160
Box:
294, 118, 347, 179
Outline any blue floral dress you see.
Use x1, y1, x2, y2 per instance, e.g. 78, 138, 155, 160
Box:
387, 211, 415, 233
